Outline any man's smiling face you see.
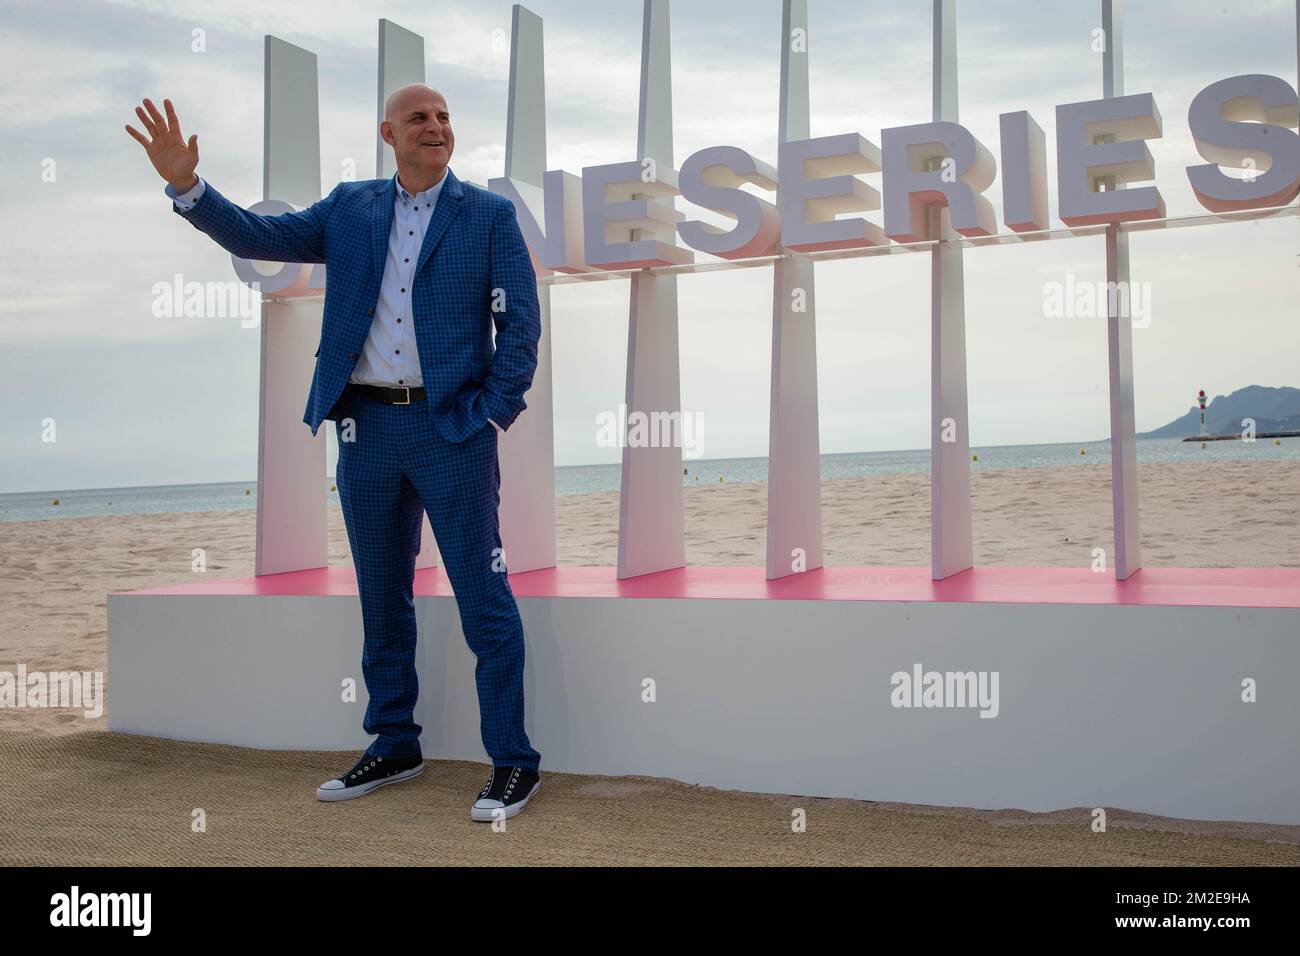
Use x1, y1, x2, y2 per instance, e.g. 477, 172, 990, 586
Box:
381, 84, 454, 185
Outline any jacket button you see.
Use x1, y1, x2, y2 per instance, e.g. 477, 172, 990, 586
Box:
349, 353, 358, 360
367, 307, 374, 315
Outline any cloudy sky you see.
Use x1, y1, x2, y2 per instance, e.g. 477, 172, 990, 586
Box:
1, 0, 1297, 493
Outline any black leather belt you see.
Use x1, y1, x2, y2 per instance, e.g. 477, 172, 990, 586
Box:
348, 383, 426, 405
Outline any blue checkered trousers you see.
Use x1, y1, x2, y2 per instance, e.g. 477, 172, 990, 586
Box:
170, 167, 542, 770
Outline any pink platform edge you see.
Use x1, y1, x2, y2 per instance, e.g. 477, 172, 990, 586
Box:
116, 565, 1300, 609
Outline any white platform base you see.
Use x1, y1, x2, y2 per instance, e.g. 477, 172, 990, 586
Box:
107, 571, 1300, 825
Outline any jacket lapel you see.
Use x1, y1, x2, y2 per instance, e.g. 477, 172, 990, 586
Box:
371, 168, 465, 282
415, 166, 464, 275
371, 177, 397, 280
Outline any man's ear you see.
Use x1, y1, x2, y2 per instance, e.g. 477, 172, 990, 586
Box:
379, 121, 395, 147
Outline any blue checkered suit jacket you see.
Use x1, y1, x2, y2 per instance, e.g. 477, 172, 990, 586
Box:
170, 167, 540, 442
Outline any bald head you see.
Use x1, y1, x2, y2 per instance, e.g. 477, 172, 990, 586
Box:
384, 83, 446, 124
380, 84, 454, 192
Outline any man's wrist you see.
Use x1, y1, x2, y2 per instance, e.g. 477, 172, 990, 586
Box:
168, 175, 200, 194
166, 176, 206, 212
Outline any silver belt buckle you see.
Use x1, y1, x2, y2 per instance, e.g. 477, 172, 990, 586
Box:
393, 386, 411, 405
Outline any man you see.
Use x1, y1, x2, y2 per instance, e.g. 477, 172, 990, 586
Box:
125, 86, 544, 821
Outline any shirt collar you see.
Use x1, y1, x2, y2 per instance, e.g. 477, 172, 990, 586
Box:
394, 170, 449, 205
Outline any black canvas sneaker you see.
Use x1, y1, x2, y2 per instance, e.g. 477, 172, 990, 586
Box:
315, 751, 424, 801
470, 765, 541, 821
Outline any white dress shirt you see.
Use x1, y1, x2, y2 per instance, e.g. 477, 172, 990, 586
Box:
166, 174, 501, 431
350, 172, 440, 389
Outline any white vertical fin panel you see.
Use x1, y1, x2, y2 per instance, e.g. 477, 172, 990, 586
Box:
256, 36, 327, 576
617, 0, 686, 579
930, 0, 974, 580
766, 0, 824, 581
377, 19, 424, 181
1102, 0, 1142, 580
497, 4, 558, 574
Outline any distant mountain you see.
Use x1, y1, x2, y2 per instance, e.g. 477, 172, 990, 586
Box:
1141, 385, 1300, 438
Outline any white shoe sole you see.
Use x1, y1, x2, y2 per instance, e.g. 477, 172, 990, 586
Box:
315, 762, 424, 801
470, 779, 540, 821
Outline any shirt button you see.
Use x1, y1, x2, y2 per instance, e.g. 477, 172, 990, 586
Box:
409, 230, 414, 235
395, 349, 400, 355
396, 318, 402, 323
404, 258, 409, 263
400, 288, 405, 293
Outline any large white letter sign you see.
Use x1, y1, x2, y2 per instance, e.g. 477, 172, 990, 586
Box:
582, 160, 694, 269
881, 121, 997, 242
777, 132, 886, 252
676, 145, 781, 259
1186, 74, 1300, 212
1056, 92, 1166, 226
999, 111, 1050, 232
490, 170, 591, 273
